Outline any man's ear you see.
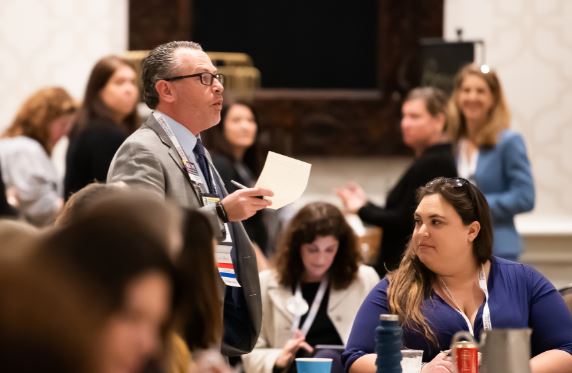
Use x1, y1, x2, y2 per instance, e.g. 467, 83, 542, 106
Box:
467, 221, 481, 243
155, 80, 176, 103
436, 113, 446, 132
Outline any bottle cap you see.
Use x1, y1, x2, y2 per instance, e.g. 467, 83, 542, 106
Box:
379, 313, 399, 321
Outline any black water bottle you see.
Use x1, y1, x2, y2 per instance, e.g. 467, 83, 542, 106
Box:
375, 313, 402, 373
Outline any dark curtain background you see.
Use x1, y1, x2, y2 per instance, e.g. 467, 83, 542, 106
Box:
191, 0, 378, 88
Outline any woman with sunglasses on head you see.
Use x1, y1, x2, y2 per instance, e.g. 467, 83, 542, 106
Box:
337, 87, 457, 276
241, 202, 379, 373
64, 55, 140, 198
343, 177, 572, 373
448, 64, 534, 261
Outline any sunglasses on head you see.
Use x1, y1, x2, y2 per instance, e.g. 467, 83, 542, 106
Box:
425, 177, 471, 189
425, 177, 480, 219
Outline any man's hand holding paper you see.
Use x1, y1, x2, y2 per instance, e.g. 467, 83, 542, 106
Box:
222, 186, 274, 221
254, 152, 312, 210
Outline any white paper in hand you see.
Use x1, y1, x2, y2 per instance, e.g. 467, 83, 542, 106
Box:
255, 151, 311, 210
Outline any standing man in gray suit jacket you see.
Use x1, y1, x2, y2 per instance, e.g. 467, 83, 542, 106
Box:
107, 40, 273, 357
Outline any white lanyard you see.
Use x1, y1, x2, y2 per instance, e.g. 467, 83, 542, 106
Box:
153, 112, 217, 196
291, 277, 329, 337
440, 264, 492, 336
154, 113, 242, 287
478, 264, 492, 331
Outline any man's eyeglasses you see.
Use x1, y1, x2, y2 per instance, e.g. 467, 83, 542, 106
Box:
162, 72, 224, 86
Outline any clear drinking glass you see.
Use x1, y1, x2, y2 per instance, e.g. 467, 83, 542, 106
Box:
401, 349, 423, 373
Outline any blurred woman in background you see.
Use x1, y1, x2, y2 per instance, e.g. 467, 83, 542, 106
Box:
174, 208, 237, 373
242, 202, 379, 373
448, 64, 534, 261
64, 55, 140, 198
0, 262, 99, 373
55, 187, 234, 373
0, 87, 77, 226
0, 219, 39, 263
337, 87, 457, 276
35, 196, 178, 373
0, 166, 17, 218
202, 101, 274, 257
176, 209, 222, 352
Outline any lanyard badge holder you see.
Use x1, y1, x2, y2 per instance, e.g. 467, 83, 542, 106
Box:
440, 264, 491, 336
286, 277, 329, 336
154, 112, 240, 287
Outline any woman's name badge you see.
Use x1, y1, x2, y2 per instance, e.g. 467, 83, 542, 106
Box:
201, 194, 240, 287
286, 295, 309, 317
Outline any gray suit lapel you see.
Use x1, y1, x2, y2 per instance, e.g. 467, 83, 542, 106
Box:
143, 115, 204, 203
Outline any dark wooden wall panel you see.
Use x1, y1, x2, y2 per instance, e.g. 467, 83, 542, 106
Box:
129, 0, 191, 50
377, 0, 444, 100
252, 89, 405, 157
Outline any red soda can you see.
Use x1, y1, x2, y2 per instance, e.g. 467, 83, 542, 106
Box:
453, 340, 479, 373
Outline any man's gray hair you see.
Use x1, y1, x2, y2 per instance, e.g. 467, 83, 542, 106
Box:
142, 41, 203, 109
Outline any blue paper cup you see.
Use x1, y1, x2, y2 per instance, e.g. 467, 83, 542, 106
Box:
295, 358, 333, 373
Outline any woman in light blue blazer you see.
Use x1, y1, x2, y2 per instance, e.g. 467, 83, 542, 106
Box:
448, 64, 534, 261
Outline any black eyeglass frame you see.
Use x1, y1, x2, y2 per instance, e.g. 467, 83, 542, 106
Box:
162, 72, 224, 86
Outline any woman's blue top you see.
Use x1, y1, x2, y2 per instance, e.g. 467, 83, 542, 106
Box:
343, 257, 572, 370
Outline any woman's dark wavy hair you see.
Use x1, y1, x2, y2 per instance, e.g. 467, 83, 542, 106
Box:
74, 55, 140, 134
201, 100, 262, 176
387, 177, 493, 346
274, 202, 361, 290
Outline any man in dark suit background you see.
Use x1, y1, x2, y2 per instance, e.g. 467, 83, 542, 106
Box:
107, 40, 273, 356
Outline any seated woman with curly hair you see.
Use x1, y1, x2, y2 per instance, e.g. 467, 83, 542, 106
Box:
242, 202, 379, 373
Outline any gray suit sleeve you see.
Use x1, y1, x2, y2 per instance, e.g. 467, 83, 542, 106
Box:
107, 141, 166, 198
108, 140, 224, 239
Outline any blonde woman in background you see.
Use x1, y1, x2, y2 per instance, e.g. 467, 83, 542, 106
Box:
448, 64, 534, 261
0, 87, 76, 226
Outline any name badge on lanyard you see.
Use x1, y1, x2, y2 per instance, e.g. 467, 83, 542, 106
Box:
289, 277, 329, 336
202, 194, 241, 287
154, 112, 241, 287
